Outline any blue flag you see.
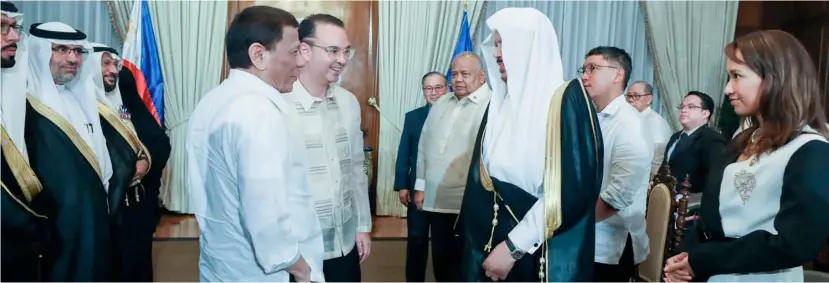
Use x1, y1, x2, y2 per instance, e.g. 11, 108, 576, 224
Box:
447, 9, 473, 92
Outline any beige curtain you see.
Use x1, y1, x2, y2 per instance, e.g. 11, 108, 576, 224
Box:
106, 0, 133, 41
375, 1, 485, 217
643, 0, 739, 129
148, 0, 229, 213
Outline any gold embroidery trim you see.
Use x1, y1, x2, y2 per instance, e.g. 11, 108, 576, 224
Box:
2, 182, 47, 218
27, 95, 102, 178
96, 102, 153, 169
1, 126, 43, 202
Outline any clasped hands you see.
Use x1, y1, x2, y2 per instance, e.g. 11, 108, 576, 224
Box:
664, 252, 695, 282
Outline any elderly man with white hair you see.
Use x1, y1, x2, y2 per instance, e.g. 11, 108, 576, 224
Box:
23, 22, 134, 281
88, 42, 170, 282
1, 2, 51, 281
455, 7, 604, 282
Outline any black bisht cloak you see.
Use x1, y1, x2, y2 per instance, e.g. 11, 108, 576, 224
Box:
110, 68, 172, 282
1, 127, 50, 282
24, 97, 133, 281
456, 79, 604, 282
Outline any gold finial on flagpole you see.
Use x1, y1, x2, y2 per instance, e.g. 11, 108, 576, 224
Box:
464, 0, 468, 10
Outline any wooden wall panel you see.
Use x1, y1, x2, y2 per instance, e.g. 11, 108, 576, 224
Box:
223, 0, 381, 211
735, 1, 829, 119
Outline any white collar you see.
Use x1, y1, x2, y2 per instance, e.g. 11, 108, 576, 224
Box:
290, 79, 335, 111
599, 94, 627, 118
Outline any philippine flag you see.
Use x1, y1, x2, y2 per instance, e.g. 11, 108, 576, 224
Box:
121, 0, 165, 126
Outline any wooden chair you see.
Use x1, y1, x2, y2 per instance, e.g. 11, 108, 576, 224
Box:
637, 165, 691, 282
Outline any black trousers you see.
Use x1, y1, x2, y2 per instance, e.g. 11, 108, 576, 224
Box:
405, 195, 461, 282
322, 244, 362, 282
594, 234, 637, 282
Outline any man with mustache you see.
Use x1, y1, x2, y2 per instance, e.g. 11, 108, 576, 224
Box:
1, 2, 50, 281
456, 7, 603, 282
24, 22, 134, 281
285, 13, 371, 281
88, 42, 172, 281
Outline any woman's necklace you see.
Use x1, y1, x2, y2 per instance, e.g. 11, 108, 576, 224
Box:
748, 129, 760, 166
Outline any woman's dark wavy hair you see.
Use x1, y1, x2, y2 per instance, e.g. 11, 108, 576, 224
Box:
727, 30, 828, 156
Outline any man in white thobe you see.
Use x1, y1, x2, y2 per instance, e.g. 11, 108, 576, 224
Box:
286, 14, 371, 282
626, 81, 673, 176
25, 21, 127, 281
1, 3, 50, 281
186, 6, 323, 282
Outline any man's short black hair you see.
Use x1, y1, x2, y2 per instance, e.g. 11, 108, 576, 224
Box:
586, 46, 633, 88
421, 71, 446, 85
298, 14, 345, 41
225, 6, 298, 69
686, 91, 715, 113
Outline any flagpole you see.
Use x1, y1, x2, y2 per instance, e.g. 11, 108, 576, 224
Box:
464, 0, 468, 10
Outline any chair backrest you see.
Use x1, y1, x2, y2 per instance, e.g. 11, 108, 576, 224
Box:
639, 181, 673, 282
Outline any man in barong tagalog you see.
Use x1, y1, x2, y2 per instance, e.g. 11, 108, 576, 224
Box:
88, 42, 165, 282
1, 2, 51, 281
24, 22, 133, 281
456, 7, 604, 282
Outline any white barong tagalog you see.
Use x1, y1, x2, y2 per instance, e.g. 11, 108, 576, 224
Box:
26, 22, 113, 189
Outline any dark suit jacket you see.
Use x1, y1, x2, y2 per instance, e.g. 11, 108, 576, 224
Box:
394, 105, 429, 191
662, 124, 726, 194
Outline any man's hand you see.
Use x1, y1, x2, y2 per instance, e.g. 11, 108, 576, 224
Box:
356, 232, 372, 263
130, 159, 149, 186
664, 252, 694, 282
483, 241, 516, 281
288, 256, 311, 282
399, 190, 410, 206
414, 191, 424, 210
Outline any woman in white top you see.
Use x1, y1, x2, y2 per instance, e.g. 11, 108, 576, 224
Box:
664, 30, 829, 282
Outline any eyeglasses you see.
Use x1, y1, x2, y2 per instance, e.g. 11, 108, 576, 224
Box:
677, 104, 703, 110
52, 45, 88, 56
303, 40, 355, 60
422, 84, 446, 93
1, 23, 23, 35
577, 64, 618, 75
625, 92, 651, 101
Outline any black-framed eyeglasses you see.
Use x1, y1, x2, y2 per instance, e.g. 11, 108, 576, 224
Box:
1, 23, 23, 35
422, 84, 447, 93
303, 40, 355, 60
625, 92, 652, 101
52, 45, 88, 56
677, 104, 703, 110
577, 64, 618, 75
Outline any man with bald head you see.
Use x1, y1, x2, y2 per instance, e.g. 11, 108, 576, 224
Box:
412, 51, 490, 281
626, 81, 672, 176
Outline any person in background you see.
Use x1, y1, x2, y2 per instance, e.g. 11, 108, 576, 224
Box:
287, 13, 371, 282
665, 29, 829, 283
394, 71, 447, 282
662, 91, 726, 207
1, 2, 50, 281
412, 52, 491, 281
581, 46, 652, 282
186, 6, 323, 282
626, 81, 672, 177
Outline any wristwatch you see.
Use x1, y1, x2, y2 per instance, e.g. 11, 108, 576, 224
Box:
505, 238, 525, 260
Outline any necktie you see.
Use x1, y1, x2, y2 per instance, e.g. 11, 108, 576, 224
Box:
670, 132, 689, 160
